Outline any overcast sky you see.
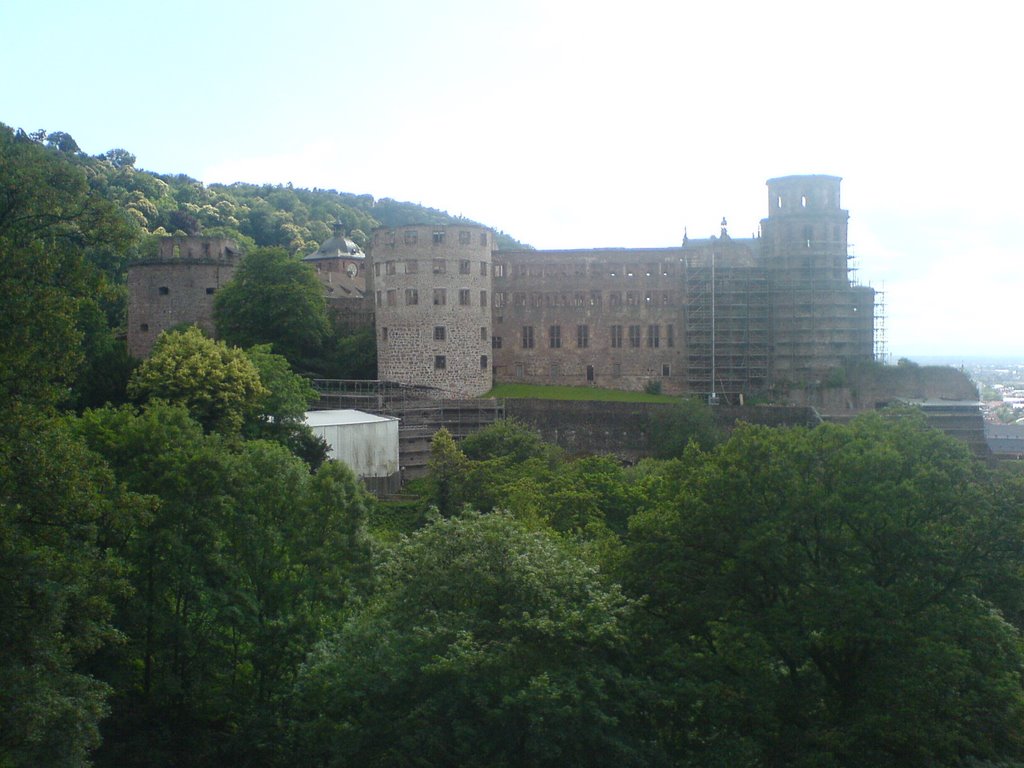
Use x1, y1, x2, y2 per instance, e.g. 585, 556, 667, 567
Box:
3, 0, 1021, 360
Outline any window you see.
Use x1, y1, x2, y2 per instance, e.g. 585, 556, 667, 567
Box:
522, 326, 535, 349
433, 288, 447, 305
386, 261, 397, 275
549, 325, 561, 348
513, 292, 526, 307
667, 324, 675, 347
158, 286, 169, 295
586, 365, 594, 382
374, 263, 381, 276
480, 290, 487, 307
480, 262, 487, 276
139, 323, 149, 332
514, 362, 524, 378
459, 230, 471, 245
574, 292, 585, 306
459, 259, 471, 274
459, 289, 471, 306
405, 260, 418, 274
433, 258, 446, 274
375, 290, 382, 307
612, 362, 622, 377
493, 263, 505, 277
629, 325, 641, 348
206, 287, 215, 295
480, 232, 488, 246
434, 326, 446, 341
405, 230, 418, 245
494, 291, 507, 308
610, 325, 623, 348
381, 327, 388, 341
577, 324, 589, 348
647, 324, 660, 348
386, 289, 397, 306
433, 230, 445, 244
405, 288, 419, 305
492, 336, 502, 349
386, 231, 396, 245
480, 355, 488, 369
434, 355, 446, 369
589, 291, 601, 306
481, 326, 488, 341
609, 292, 622, 307
662, 364, 671, 377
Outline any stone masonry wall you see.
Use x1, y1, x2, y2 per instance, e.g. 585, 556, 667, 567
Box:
371, 224, 493, 397
127, 237, 240, 358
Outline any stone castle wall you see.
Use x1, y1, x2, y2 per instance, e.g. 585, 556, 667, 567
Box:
370, 224, 493, 397
127, 236, 241, 358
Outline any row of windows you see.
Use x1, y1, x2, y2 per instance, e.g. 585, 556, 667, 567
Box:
498, 290, 676, 308
433, 355, 489, 370
374, 259, 489, 277
381, 326, 491, 343
516, 324, 675, 349
511, 362, 673, 378
376, 288, 488, 307
374, 230, 490, 247
497, 262, 677, 279
155, 286, 217, 296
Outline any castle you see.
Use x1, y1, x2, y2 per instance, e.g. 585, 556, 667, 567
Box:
128, 175, 878, 403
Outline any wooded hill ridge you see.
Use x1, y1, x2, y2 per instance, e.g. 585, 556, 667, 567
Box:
5, 124, 527, 259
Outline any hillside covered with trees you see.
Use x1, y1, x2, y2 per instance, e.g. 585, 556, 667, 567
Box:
3, 124, 1024, 768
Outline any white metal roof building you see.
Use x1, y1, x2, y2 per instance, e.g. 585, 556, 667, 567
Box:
305, 409, 400, 494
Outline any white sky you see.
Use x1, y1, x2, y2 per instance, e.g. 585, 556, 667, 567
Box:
3, 0, 1022, 359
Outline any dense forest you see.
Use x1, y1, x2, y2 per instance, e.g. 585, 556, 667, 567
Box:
4, 125, 1024, 768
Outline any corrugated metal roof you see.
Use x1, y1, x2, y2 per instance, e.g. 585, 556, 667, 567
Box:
304, 409, 398, 427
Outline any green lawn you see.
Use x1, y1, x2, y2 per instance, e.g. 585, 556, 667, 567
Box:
482, 383, 680, 403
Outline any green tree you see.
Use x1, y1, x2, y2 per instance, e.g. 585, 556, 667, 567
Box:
624, 411, 1024, 767
459, 418, 550, 463
646, 396, 721, 458
426, 428, 468, 516
0, 124, 136, 410
292, 511, 660, 767
213, 246, 330, 365
243, 344, 327, 467
0, 406, 144, 768
75, 402, 374, 768
127, 326, 266, 434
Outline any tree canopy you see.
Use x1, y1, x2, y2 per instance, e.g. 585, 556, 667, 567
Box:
127, 326, 266, 434
213, 246, 330, 365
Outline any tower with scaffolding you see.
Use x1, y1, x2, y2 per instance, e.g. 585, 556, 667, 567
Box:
759, 175, 875, 387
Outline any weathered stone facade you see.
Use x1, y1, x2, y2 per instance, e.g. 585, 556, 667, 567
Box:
127, 236, 241, 358
486, 175, 874, 398
370, 224, 493, 397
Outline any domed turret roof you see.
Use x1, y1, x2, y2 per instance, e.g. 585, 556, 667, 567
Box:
304, 221, 365, 261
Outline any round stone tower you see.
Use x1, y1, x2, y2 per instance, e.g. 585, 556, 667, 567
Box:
370, 224, 493, 397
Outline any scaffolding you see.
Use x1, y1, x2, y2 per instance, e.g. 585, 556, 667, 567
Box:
766, 239, 874, 383
872, 281, 888, 364
682, 256, 770, 400
311, 379, 506, 479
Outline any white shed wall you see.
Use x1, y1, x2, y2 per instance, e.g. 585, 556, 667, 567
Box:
310, 417, 399, 478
